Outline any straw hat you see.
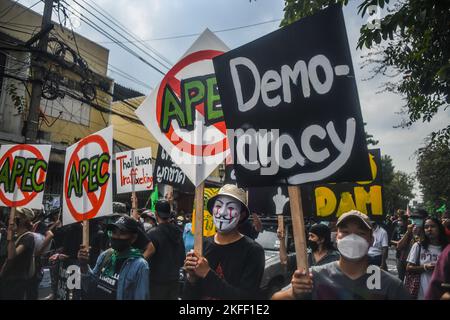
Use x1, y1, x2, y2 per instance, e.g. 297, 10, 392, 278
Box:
207, 184, 249, 221
16, 207, 35, 222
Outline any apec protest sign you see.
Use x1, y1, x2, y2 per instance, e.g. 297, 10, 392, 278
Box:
115, 147, 154, 194
135, 29, 230, 187
213, 5, 371, 187
303, 149, 384, 220
153, 146, 194, 192
0, 144, 51, 209
63, 126, 113, 225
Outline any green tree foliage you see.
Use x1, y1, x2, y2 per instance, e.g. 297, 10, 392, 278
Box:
416, 140, 450, 213
381, 154, 415, 214
281, 0, 449, 145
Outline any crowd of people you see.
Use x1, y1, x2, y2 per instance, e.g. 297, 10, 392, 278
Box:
0, 185, 449, 300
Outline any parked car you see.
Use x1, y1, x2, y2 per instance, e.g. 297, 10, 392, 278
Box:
255, 217, 296, 298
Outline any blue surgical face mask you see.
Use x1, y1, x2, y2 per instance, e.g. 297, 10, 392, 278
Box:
320, 221, 330, 226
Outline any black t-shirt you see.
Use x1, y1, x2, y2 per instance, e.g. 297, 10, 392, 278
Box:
238, 220, 259, 240
183, 235, 265, 300
91, 258, 126, 300
61, 224, 83, 259
148, 223, 185, 284
4, 232, 35, 280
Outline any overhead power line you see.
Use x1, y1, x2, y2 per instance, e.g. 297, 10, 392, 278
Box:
58, 0, 166, 75
98, 18, 282, 44
80, 0, 173, 68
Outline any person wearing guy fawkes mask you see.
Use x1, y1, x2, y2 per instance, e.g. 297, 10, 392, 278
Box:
272, 210, 411, 300
77, 216, 149, 300
183, 184, 265, 300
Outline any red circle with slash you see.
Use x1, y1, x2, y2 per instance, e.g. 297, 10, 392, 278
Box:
64, 135, 110, 222
0, 144, 47, 207
156, 50, 228, 157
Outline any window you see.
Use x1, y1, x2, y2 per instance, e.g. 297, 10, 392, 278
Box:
43, 94, 90, 126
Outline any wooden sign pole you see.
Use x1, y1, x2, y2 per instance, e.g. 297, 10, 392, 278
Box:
288, 185, 308, 271
130, 150, 139, 221
7, 207, 16, 241
194, 182, 205, 256
277, 215, 288, 266
82, 219, 89, 248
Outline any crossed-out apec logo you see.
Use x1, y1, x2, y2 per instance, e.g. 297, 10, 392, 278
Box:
156, 49, 229, 167
64, 134, 111, 222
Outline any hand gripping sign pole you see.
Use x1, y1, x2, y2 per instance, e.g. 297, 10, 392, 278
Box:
288, 186, 308, 272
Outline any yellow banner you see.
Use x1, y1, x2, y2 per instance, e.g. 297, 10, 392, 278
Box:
191, 188, 219, 237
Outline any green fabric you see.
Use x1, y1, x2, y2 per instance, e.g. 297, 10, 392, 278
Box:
150, 185, 159, 211
436, 204, 446, 214
103, 248, 142, 277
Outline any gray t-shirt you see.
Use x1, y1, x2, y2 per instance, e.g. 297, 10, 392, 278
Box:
283, 261, 411, 300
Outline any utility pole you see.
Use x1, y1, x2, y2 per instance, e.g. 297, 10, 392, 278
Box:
25, 0, 54, 143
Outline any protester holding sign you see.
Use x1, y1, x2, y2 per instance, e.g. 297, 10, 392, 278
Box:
0, 207, 36, 299
145, 200, 185, 300
183, 184, 265, 299
77, 215, 149, 300
272, 210, 410, 300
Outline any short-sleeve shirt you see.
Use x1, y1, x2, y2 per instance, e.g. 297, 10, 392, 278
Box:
407, 242, 442, 300
368, 226, 389, 257
308, 261, 410, 300
311, 261, 411, 300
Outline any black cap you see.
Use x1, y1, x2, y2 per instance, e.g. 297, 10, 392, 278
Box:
106, 215, 140, 234
155, 200, 172, 219
309, 223, 331, 239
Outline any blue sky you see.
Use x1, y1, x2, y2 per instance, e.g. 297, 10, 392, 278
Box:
16, 0, 450, 202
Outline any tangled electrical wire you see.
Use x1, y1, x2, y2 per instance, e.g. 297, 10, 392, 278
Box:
40, 36, 96, 101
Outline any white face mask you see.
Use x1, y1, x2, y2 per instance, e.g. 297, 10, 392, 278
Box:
212, 196, 242, 233
337, 233, 370, 261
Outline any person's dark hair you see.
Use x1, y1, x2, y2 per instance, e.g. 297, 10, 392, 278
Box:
415, 209, 428, 218
309, 223, 334, 251
421, 217, 448, 250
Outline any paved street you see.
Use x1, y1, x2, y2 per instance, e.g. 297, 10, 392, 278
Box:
387, 246, 399, 277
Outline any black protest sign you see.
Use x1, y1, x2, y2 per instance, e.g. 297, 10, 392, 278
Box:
248, 186, 291, 216
303, 149, 384, 220
213, 5, 370, 187
224, 164, 237, 184
153, 146, 195, 191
